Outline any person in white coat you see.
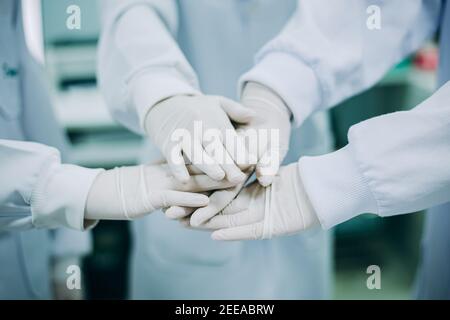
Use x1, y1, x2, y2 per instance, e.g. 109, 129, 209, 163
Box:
0, 0, 228, 299
0, 0, 91, 299
98, 0, 334, 299
190, 0, 450, 299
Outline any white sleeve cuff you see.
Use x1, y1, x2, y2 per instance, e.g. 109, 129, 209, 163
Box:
31, 164, 104, 231
298, 145, 379, 229
130, 70, 201, 131
239, 52, 322, 127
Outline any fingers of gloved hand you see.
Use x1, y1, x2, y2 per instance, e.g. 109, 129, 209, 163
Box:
223, 130, 256, 171
203, 140, 246, 184
176, 174, 238, 193
150, 190, 209, 209
201, 209, 262, 230
186, 165, 204, 175
219, 97, 256, 124
179, 217, 211, 232
256, 148, 281, 187
165, 206, 195, 220
189, 185, 242, 227
165, 143, 190, 183
178, 217, 212, 232
221, 162, 247, 184
221, 196, 249, 215
235, 129, 258, 169
179, 217, 191, 228
211, 221, 265, 241
182, 138, 225, 181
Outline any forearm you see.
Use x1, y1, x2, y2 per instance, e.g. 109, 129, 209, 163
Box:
299, 81, 450, 229
97, 0, 199, 134
240, 0, 441, 127
0, 139, 102, 231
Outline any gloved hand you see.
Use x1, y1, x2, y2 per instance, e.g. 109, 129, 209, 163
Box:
178, 83, 291, 227
144, 95, 256, 184
199, 163, 320, 241
51, 256, 84, 300
238, 82, 292, 187
165, 174, 250, 223
84, 164, 236, 221
172, 83, 292, 227
164, 167, 253, 226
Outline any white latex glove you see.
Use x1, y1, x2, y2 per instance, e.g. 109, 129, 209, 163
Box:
239, 82, 292, 187
51, 256, 84, 300
166, 176, 249, 223
177, 83, 291, 227
84, 164, 235, 221
165, 168, 254, 226
200, 163, 320, 241
173, 83, 291, 227
145, 95, 256, 184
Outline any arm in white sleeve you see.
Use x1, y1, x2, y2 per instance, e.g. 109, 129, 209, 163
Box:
0, 140, 102, 231
97, 0, 200, 134
299, 81, 450, 229
240, 0, 441, 127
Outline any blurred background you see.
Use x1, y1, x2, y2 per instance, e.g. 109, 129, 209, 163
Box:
39, 0, 438, 299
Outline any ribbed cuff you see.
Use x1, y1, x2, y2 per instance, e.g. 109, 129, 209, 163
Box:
31, 164, 104, 231
298, 145, 379, 229
239, 52, 322, 127
129, 70, 200, 132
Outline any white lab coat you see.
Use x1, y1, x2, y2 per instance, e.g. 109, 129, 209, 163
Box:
0, 0, 92, 299
98, 0, 333, 299
0, 1, 101, 233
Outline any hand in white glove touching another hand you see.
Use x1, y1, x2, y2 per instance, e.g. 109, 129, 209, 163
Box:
179, 83, 292, 227
144, 95, 256, 184
200, 163, 320, 241
239, 82, 292, 187
84, 164, 236, 222
165, 170, 252, 224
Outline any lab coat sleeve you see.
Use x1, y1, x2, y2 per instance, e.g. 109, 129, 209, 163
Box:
97, 0, 200, 134
0, 140, 103, 231
298, 81, 450, 229
240, 0, 441, 127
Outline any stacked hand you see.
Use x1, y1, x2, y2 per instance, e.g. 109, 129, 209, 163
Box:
185, 82, 294, 228
104, 83, 320, 241
144, 95, 255, 184
237, 82, 292, 187
154, 84, 319, 241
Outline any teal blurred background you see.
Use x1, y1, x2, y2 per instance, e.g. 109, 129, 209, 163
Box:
40, 0, 438, 299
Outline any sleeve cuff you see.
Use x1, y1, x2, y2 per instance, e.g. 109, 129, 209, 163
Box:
239, 52, 322, 127
31, 164, 104, 231
129, 70, 200, 131
298, 145, 379, 229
